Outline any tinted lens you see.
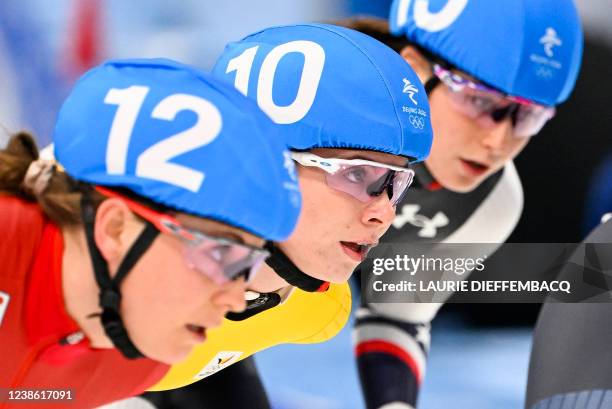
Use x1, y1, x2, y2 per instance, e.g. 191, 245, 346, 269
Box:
184, 240, 267, 284
390, 170, 414, 205
446, 85, 555, 138
222, 252, 268, 282
444, 83, 505, 118
327, 165, 390, 202
366, 171, 394, 198
325, 165, 414, 205
513, 104, 556, 138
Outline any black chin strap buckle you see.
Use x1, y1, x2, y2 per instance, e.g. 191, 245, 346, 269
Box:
95, 286, 143, 359
99, 288, 121, 311
99, 301, 143, 359
264, 242, 330, 293
226, 292, 282, 321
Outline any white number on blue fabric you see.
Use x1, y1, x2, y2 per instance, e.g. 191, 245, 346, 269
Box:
104, 86, 149, 175
137, 94, 221, 192
226, 40, 325, 124
396, 0, 468, 32
104, 87, 222, 192
226, 45, 259, 96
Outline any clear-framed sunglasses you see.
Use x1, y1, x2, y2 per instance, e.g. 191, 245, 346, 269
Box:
431, 64, 556, 138
290, 152, 414, 206
96, 186, 270, 285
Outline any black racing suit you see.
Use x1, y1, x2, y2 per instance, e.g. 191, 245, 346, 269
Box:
355, 162, 523, 409
525, 218, 612, 409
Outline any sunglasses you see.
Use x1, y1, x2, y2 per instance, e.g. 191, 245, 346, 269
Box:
95, 187, 270, 285
290, 152, 414, 206
432, 65, 556, 138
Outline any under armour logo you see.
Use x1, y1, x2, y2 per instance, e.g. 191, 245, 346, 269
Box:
402, 78, 419, 105
393, 204, 449, 238
540, 27, 562, 58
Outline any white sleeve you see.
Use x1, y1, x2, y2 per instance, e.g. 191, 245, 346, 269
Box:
369, 162, 524, 323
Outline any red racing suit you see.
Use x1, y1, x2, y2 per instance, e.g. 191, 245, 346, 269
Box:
0, 196, 168, 408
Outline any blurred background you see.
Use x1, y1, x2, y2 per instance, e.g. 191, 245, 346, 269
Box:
1, 1, 610, 407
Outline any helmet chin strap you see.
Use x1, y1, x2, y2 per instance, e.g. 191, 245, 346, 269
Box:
263, 242, 330, 293
81, 188, 160, 359
424, 75, 440, 95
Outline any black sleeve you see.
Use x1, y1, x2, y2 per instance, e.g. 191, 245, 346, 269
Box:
525, 220, 612, 409
142, 356, 271, 409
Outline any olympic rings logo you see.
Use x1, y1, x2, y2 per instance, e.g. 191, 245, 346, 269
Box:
536, 66, 553, 79
409, 115, 426, 129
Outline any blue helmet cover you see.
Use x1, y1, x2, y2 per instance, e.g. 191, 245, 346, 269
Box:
213, 24, 433, 163
390, 0, 584, 106
54, 58, 301, 241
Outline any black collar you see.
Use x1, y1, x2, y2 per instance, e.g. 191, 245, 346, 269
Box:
264, 242, 330, 293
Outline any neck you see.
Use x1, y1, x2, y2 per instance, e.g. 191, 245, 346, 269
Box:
419, 161, 443, 191
247, 263, 290, 293
60, 227, 113, 349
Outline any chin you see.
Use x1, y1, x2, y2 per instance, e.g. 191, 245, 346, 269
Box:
294, 251, 354, 284
326, 264, 356, 284
428, 161, 490, 193
307, 264, 351, 284
445, 180, 479, 193
146, 345, 192, 365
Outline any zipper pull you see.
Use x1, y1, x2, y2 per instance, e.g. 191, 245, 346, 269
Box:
60, 331, 85, 346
